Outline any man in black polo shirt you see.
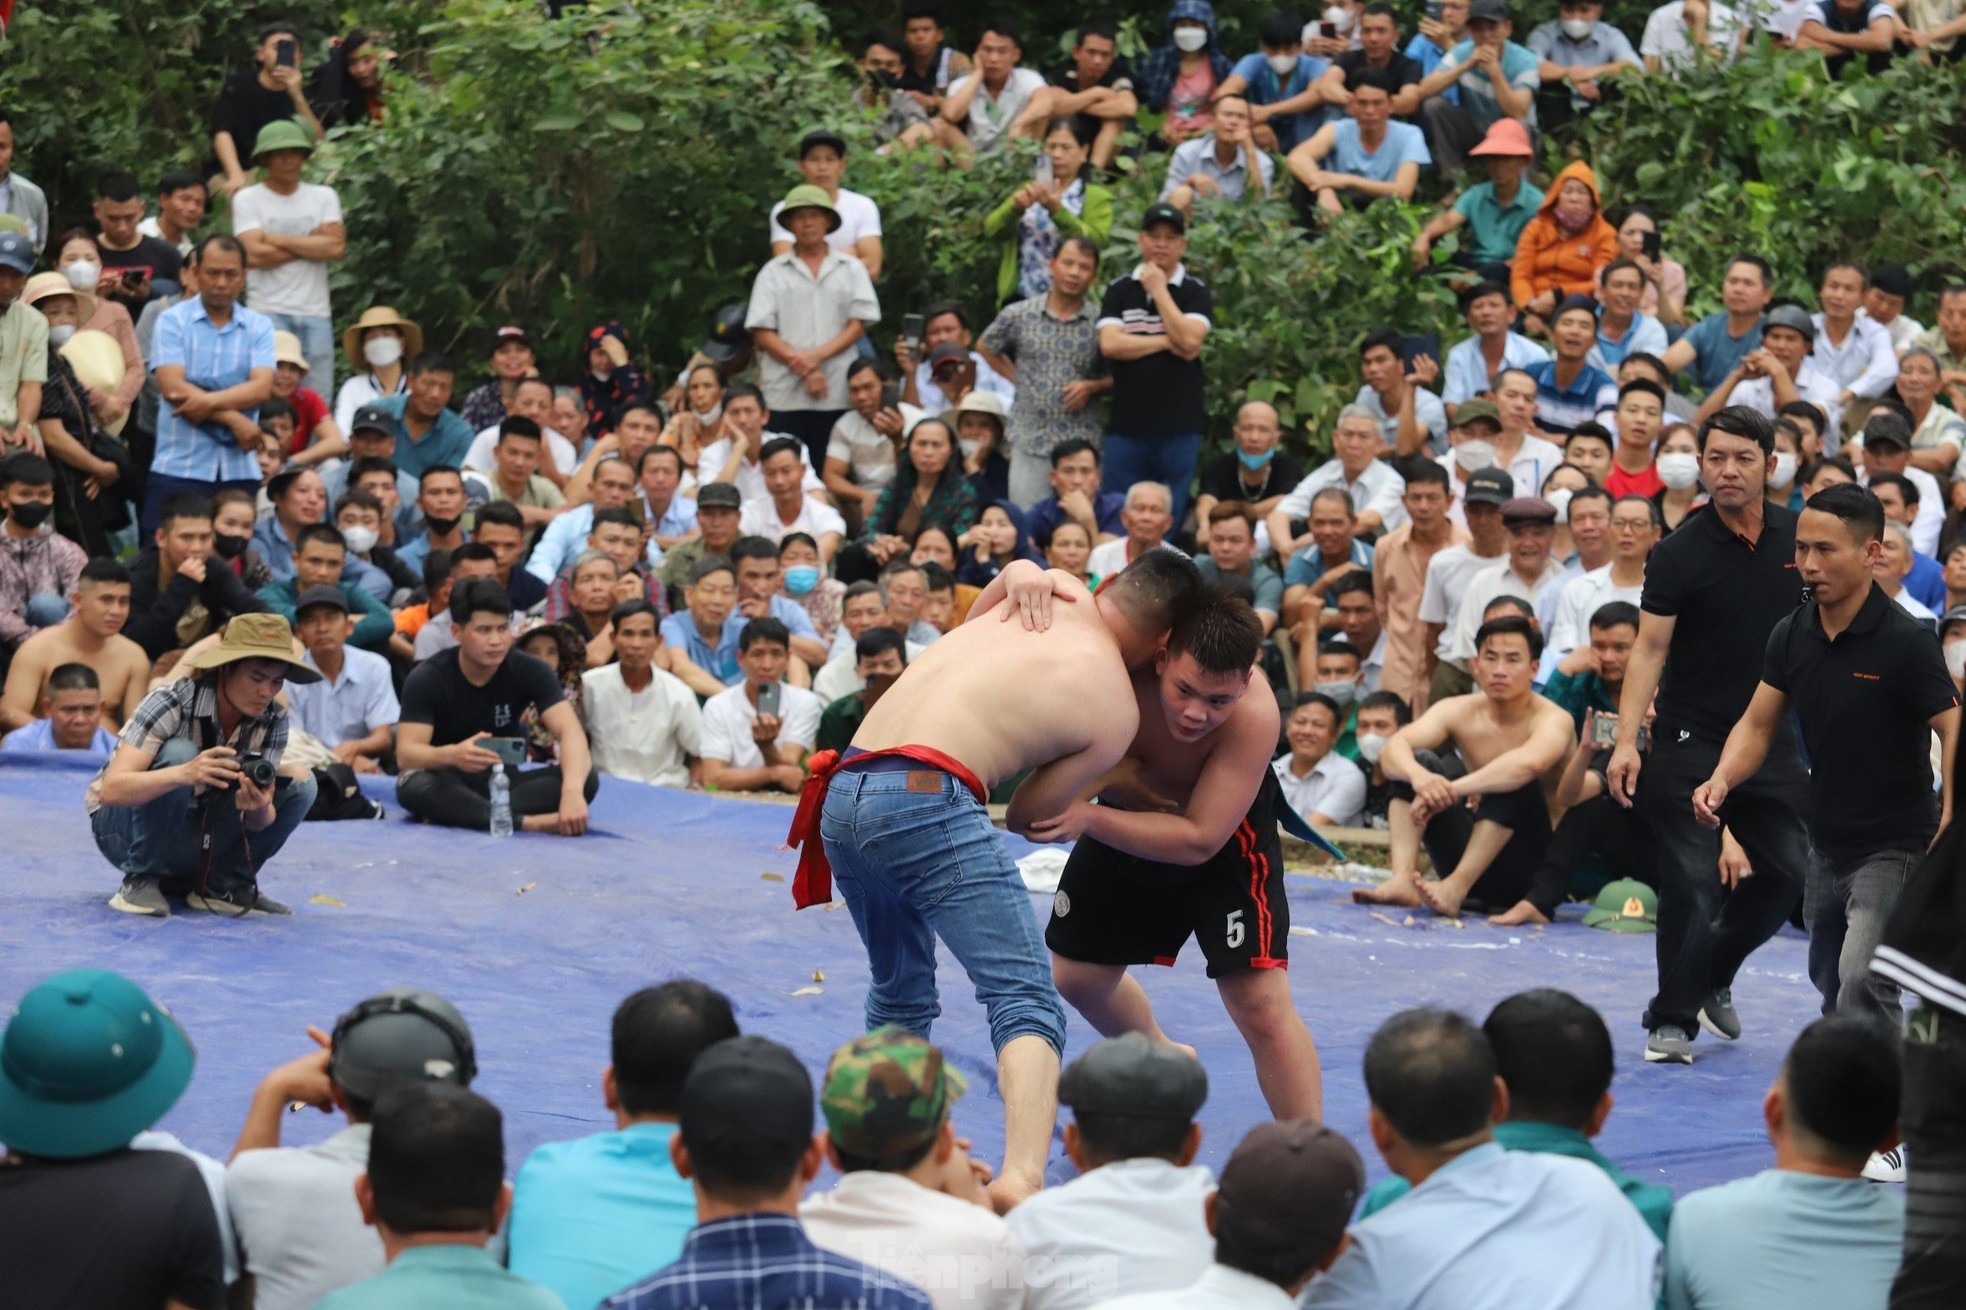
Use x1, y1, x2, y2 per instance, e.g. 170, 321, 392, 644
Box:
1097, 202, 1213, 527
1607, 405, 1814, 1066
1693, 484, 1959, 1028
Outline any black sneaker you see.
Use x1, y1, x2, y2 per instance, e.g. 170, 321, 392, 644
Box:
108, 877, 169, 917
1698, 988, 1742, 1041
187, 889, 293, 917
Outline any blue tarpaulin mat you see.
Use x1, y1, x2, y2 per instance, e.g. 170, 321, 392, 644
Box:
0, 756, 1816, 1194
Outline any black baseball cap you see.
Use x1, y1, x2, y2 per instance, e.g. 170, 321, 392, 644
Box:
700, 304, 751, 364
1863, 412, 1913, 451
679, 1035, 814, 1152
1464, 466, 1513, 506
696, 481, 743, 510
1469, 0, 1510, 20
350, 404, 395, 437
294, 584, 349, 617
1141, 202, 1187, 235
1059, 1032, 1208, 1121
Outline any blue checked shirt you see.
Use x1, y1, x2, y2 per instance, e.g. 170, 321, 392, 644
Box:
601, 1213, 934, 1310
150, 297, 277, 482
87, 674, 288, 814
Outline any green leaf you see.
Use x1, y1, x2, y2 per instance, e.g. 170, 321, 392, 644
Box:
604, 111, 646, 133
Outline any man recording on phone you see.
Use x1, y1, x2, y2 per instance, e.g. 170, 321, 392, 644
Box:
88, 612, 321, 919
395, 579, 598, 835
210, 22, 326, 199
698, 617, 821, 794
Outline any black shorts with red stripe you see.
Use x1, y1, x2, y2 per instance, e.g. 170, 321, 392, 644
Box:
1045, 768, 1289, 979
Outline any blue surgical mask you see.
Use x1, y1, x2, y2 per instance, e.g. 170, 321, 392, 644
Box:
1238, 447, 1277, 471
783, 565, 820, 596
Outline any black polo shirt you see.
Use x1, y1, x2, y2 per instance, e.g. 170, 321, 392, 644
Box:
1196, 448, 1309, 508
1763, 583, 1959, 863
1642, 502, 1806, 741
1098, 265, 1213, 437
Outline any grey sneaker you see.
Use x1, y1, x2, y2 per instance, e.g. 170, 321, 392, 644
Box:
108, 877, 169, 917
1698, 988, 1742, 1041
187, 888, 293, 917
1645, 1025, 1694, 1064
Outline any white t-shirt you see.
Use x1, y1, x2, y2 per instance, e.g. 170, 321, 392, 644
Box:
1004, 1158, 1216, 1310
1418, 543, 1508, 661
698, 433, 826, 503
462, 424, 579, 477
740, 493, 848, 546
700, 682, 822, 768
1273, 752, 1367, 827
232, 181, 343, 317
1640, 0, 1743, 70
947, 68, 1049, 151
580, 664, 703, 789
1548, 565, 1645, 657
802, 1171, 1026, 1310
225, 1124, 381, 1310
767, 187, 883, 254
1089, 537, 1171, 578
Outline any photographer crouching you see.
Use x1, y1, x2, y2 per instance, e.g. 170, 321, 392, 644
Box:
87, 613, 320, 918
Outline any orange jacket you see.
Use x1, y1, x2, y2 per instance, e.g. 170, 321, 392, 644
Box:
1510, 161, 1619, 309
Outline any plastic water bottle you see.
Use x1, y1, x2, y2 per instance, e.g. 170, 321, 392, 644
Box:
489, 768, 513, 839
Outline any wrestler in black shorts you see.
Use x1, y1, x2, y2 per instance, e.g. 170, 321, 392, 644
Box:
1047, 768, 1290, 978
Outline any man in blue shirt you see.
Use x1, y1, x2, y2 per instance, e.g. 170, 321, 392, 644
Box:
1526, 0, 1641, 132
661, 556, 747, 685
1023, 438, 1125, 549
602, 1035, 933, 1310
146, 233, 276, 535
1441, 281, 1549, 412
370, 352, 475, 480
1411, 0, 1541, 174
0, 661, 117, 755
1663, 253, 1772, 394
1218, 11, 1335, 152
1529, 297, 1619, 436
1287, 67, 1431, 218
509, 981, 741, 1310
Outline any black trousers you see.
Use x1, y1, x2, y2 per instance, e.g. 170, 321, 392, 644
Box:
1638, 722, 1810, 1033
1522, 792, 1657, 917
397, 765, 599, 830
1390, 774, 1551, 911
1894, 1004, 1966, 1307
771, 409, 847, 473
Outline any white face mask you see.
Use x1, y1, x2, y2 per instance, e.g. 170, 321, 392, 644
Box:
1454, 439, 1497, 473
1324, 5, 1356, 32
959, 436, 983, 459
341, 525, 379, 555
1656, 451, 1701, 490
1315, 679, 1358, 706
63, 260, 101, 293
692, 400, 723, 426
363, 335, 404, 369
1174, 26, 1209, 51
1267, 52, 1299, 75
1769, 450, 1799, 489
1947, 641, 1966, 680
1560, 17, 1596, 38
1357, 732, 1389, 765
1546, 488, 1574, 524
47, 323, 77, 347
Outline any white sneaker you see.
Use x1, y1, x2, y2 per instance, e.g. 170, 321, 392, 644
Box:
1863, 1147, 1906, 1183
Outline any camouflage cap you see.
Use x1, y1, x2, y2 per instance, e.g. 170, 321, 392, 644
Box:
821, 1027, 967, 1161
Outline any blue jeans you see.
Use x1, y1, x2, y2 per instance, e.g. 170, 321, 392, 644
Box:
818, 767, 1067, 1056
90, 738, 317, 898
1101, 431, 1203, 526
1806, 846, 1917, 1024
263, 311, 336, 402
25, 592, 68, 627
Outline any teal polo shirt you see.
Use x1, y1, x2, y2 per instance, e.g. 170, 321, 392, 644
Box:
1452, 180, 1545, 264
315, 1245, 566, 1310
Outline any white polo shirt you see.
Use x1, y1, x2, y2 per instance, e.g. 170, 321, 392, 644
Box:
461, 423, 579, 477
739, 493, 848, 546
700, 682, 822, 768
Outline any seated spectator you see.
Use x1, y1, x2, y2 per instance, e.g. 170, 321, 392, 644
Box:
1101, 1119, 1365, 1309
953, 390, 1014, 506
1412, 0, 1543, 176
823, 360, 922, 531
876, 560, 943, 647
1527, 0, 1641, 133
1563, 420, 1614, 485
227, 988, 478, 1310
1412, 121, 1544, 288
578, 320, 652, 439
1197, 502, 1283, 634
661, 362, 726, 482
1605, 380, 1667, 495
1134, 0, 1236, 144
334, 305, 419, 431
507, 982, 740, 1310
1162, 95, 1275, 215
1694, 303, 1843, 442
894, 3, 972, 115
1302, 1007, 1660, 1307
816, 627, 908, 754
323, 409, 429, 526
396, 581, 598, 835
766, 130, 884, 279
1356, 331, 1450, 456
730, 534, 830, 669
700, 618, 821, 794
661, 556, 748, 685
1281, 488, 1376, 642
699, 384, 831, 506
580, 601, 709, 787
656, 481, 743, 598
1089, 481, 1175, 577
1025, 438, 1125, 550
781, 531, 847, 645
1271, 407, 1408, 560
1047, 519, 1099, 587
1663, 254, 1772, 395
1878, 520, 1936, 622
125, 491, 271, 663
257, 524, 395, 655
1407, 0, 1471, 85
956, 500, 1042, 592
801, 1029, 1021, 1309
1311, 579, 1386, 705
1528, 297, 1620, 437
743, 436, 847, 561
1860, 413, 1945, 554
480, 416, 567, 544
1549, 503, 1653, 659
463, 377, 579, 483
458, 323, 536, 432
1810, 263, 1899, 418
1318, 4, 1427, 115
550, 552, 628, 667
1650, 422, 1704, 532
816, 581, 924, 688
0, 969, 225, 1308
396, 465, 474, 575
1011, 22, 1139, 167
601, 1035, 934, 1310
1869, 475, 1947, 609
985, 117, 1115, 308
1608, 205, 1688, 326
1664, 1016, 1903, 1309
334, 489, 416, 602
0, 453, 86, 670
1590, 260, 1669, 371
367, 349, 477, 482
1355, 990, 1671, 1240
546, 507, 670, 630
247, 465, 327, 583
1276, 692, 1369, 826
1353, 689, 1414, 824
0, 660, 119, 754
940, 19, 1049, 154
1287, 69, 1430, 220
285, 585, 398, 773
899, 303, 1018, 416
1005, 1034, 1214, 1310
1192, 401, 1307, 550
1795, 0, 1900, 72
318, 1083, 560, 1310
841, 418, 980, 585
1216, 12, 1335, 153
1361, 615, 1572, 914
1641, 0, 1745, 72
1893, 348, 1965, 479
1483, 368, 1566, 496
474, 500, 550, 613
1438, 280, 1550, 416
1511, 162, 1618, 333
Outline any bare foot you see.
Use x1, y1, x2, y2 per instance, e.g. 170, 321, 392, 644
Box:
1354, 871, 1422, 906
987, 1171, 1043, 1215
1487, 899, 1550, 926
1160, 1039, 1199, 1061
1415, 877, 1468, 918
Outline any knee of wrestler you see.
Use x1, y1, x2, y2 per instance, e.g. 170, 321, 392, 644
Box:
986, 989, 1068, 1058
1223, 974, 1298, 1044
1050, 957, 1106, 1006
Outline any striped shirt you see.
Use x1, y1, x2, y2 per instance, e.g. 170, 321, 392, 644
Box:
86, 674, 288, 813
603, 1213, 933, 1310
150, 296, 276, 482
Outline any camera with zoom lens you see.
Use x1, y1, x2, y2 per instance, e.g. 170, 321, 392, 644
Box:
240, 755, 277, 789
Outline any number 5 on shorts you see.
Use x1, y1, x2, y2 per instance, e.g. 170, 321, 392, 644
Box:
1225, 909, 1244, 949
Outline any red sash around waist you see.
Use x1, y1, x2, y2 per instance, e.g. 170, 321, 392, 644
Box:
783, 746, 987, 909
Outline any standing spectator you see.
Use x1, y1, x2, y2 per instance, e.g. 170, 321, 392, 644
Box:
210, 22, 325, 198
1012, 22, 1141, 166
458, 324, 536, 433
1135, 0, 1236, 144
138, 169, 209, 259
147, 233, 276, 535
1374, 463, 1468, 711
334, 305, 419, 430
1510, 162, 1618, 331
372, 351, 474, 480
0, 110, 49, 250
44, 233, 142, 440
1287, 70, 1429, 219
310, 28, 388, 129
1191, 401, 1307, 548
233, 120, 344, 395
1606, 406, 1813, 1066
1412, 0, 1542, 176
767, 130, 884, 279
747, 187, 880, 470
1219, 14, 1337, 153
1439, 279, 1550, 414
1162, 96, 1276, 215
1097, 203, 1211, 523
985, 118, 1114, 306
1812, 262, 1900, 416
93, 169, 186, 312
1526, 0, 1641, 133
1663, 254, 1772, 395
978, 240, 1109, 508
941, 19, 1049, 153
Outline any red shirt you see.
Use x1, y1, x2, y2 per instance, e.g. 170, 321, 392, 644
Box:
1606, 460, 1663, 499
286, 386, 331, 454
